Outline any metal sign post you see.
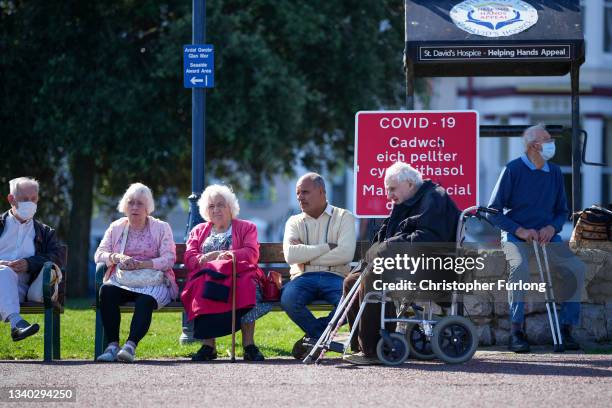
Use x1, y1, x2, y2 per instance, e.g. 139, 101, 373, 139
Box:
186, 0, 207, 238
180, 0, 209, 344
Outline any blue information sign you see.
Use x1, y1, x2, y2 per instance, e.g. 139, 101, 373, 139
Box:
183, 44, 214, 88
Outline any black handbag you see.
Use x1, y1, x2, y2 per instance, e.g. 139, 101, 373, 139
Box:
202, 281, 230, 302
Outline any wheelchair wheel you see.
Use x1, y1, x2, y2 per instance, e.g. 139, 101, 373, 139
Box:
376, 332, 409, 366
431, 316, 478, 364
406, 324, 436, 360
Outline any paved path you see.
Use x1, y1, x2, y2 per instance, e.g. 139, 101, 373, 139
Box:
1, 350, 611, 407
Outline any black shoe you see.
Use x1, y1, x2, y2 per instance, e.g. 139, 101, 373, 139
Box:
561, 326, 580, 351
508, 331, 531, 353
11, 320, 39, 342
243, 344, 265, 361
192, 344, 218, 361
291, 336, 313, 360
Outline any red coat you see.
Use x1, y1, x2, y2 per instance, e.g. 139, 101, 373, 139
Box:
181, 219, 262, 320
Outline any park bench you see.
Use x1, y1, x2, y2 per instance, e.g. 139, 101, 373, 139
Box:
20, 245, 67, 361
94, 241, 369, 358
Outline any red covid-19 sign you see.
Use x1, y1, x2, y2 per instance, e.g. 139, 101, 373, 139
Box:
354, 111, 479, 218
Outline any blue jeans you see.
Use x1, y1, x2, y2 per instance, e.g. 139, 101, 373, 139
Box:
280, 272, 344, 339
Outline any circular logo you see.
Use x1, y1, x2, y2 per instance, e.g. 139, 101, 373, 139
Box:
450, 0, 539, 38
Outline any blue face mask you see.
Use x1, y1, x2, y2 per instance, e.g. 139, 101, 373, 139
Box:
540, 141, 555, 161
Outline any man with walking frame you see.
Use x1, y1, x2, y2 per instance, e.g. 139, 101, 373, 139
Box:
343, 162, 460, 365
488, 124, 585, 353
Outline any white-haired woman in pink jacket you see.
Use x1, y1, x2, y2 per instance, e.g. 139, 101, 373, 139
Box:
94, 183, 177, 363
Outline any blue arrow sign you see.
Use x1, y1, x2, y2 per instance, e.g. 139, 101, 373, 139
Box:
184, 44, 214, 88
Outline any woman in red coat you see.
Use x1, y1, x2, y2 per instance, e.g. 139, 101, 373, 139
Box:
182, 184, 271, 361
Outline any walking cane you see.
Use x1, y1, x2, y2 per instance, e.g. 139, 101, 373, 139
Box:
532, 240, 564, 352
230, 253, 237, 362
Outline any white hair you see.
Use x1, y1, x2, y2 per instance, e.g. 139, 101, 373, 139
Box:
9, 177, 39, 196
198, 184, 240, 221
384, 162, 423, 186
117, 183, 155, 214
523, 123, 548, 149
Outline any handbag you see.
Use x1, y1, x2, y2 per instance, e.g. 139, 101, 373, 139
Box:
114, 221, 165, 288
261, 270, 282, 302
571, 205, 612, 243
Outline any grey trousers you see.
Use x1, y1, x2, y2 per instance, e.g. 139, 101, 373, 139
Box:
502, 241, 585, 324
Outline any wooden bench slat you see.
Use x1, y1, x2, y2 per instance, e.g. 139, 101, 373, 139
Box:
174, 241, 369, 265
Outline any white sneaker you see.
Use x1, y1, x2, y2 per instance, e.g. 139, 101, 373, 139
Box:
96, 345, 119, 362
117, 344, 136, 363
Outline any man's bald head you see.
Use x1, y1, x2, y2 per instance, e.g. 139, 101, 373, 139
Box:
296, 172, 327, 218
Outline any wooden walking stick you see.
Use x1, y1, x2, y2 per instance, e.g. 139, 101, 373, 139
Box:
230, 253, 237, 363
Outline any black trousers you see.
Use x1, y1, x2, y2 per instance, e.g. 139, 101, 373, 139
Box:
99, 284, 158, 345
344, 270, 396, 357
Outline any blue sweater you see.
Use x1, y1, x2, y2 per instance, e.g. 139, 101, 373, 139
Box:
487, 154, 569, 242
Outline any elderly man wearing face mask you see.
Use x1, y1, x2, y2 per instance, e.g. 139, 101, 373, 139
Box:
488, 124, 585, 353
0, 177, 62, 342
343, 162, 460, 365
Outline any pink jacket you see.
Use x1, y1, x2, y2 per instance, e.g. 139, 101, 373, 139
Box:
94, 216, 178, 298
181, 219, 261, 319
183, 218, 259, 276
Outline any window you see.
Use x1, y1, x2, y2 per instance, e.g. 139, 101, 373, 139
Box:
604, 119, 612, 205
580, 0, 586, 36
606, 1, 612, 52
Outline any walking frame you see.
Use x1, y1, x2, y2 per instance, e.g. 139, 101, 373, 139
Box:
303, 206, 501, 365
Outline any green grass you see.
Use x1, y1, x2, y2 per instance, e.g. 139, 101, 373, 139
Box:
0, 299, 332, 360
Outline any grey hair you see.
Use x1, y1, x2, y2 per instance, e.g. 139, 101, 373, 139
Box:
523, 123, 548, 149
198, 184, 240, 221
9, 177, 39, 196
117, 183, 155, 214
297, 172, 326, 192
384, 162, 423, 186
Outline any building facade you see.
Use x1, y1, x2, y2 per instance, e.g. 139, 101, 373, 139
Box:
427, 0, 612, 225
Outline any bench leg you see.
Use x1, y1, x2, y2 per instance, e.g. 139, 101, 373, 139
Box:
52, 310, 60, 360
44, 306, 53, 362
94, 307, 107, 360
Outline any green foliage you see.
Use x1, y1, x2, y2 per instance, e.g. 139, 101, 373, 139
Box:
203, 0, 406, 185
1, 0, 406, 231
2, 0, 405, 192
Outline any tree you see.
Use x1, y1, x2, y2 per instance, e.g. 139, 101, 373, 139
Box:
1, 0, 407, 296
